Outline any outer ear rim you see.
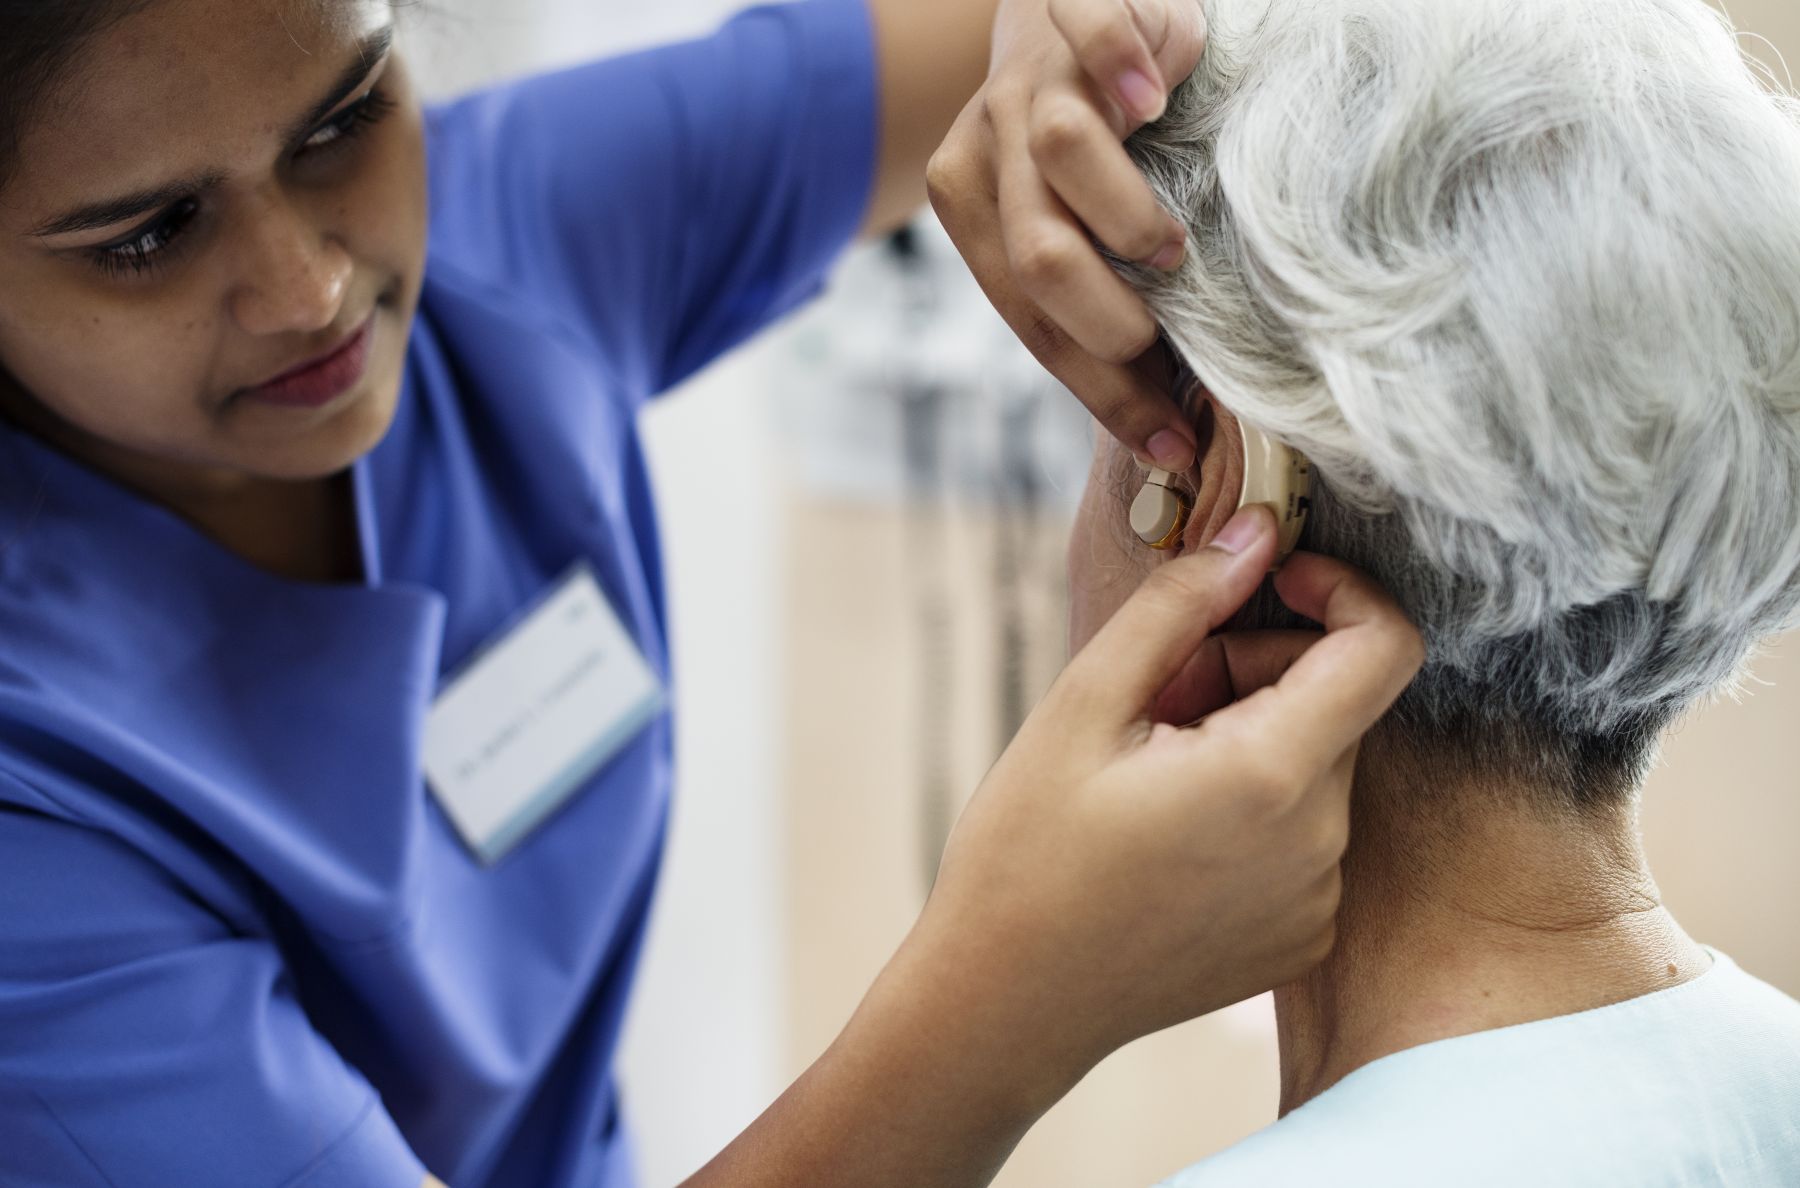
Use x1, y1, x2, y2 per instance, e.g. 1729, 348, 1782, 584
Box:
1177, 397, 1246, 554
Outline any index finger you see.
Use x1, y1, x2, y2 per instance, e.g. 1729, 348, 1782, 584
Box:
1204, 552, 1426, 768
927, 122, 1197, 471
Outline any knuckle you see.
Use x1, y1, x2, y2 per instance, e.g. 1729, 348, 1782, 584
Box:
983, 78, 1032, 125
1048, 0, 1129, 66
1021, 310, 1074, 360
1073, 15, 1137, 72
1250, 769, 1300, 814
925, 145, 977, 219
1092, 317, 1160, 366
1141, 557, 1214, 608
1244, 748, 1307, 806
1083, 389, 1138, 435
1120, 222, 1170, 264
1010, 232, 1080, 290
1374, 622, 1428, 692
1027, 97, 1090, 163
924, 149, 955, 209
1091, 338, 1138, 367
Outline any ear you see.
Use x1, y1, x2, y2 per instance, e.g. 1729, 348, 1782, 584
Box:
1179, 396, 1247, 552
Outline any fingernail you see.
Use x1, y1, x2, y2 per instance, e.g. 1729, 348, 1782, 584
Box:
1207, 506, 1267, 556
1148, 237, 1185, 271
1116, 70, 1166, 123
1146, 428, 1196, 471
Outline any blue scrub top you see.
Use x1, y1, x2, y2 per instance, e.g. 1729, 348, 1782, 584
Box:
0, 3, 876, 1186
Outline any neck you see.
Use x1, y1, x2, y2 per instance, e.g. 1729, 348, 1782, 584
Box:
1273, 752, 1710, 1114
0, 376, 362, 585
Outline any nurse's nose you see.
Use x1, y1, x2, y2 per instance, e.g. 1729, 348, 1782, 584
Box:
228, 194, 353, 337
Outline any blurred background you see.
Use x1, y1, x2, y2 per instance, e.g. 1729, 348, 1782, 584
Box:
408, 3, 1800, 1184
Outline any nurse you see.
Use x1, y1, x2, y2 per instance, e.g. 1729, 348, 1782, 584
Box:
0, 1, 1424, 1186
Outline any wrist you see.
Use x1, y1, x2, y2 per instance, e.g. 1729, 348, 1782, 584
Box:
846, 910, 1099, 1123
684, 912, 1094, 1187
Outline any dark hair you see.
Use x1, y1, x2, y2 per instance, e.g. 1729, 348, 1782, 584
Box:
0, 1, 155, 189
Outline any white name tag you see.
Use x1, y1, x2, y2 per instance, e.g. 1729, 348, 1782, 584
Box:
423, 563, 664, 865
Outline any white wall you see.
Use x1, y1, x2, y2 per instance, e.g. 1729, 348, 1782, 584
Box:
627, 360, 790, 1186
407, 1, 743, 98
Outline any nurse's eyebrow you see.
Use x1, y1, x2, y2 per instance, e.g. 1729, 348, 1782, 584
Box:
31, 173, 228, 238
29, 26, 396, 240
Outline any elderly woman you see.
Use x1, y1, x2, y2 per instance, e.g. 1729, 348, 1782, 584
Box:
1058, 0, 1800, 1181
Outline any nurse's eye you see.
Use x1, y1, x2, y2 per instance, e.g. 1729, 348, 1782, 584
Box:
300, 87, 397, 156
88, 198, 200, 279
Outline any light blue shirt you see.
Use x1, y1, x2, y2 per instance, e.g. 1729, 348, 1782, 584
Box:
1159, 950, 1800, 1187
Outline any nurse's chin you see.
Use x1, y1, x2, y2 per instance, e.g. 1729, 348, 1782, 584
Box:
224, 368, 405, 483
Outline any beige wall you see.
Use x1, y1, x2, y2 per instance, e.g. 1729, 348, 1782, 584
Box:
1731, 0, 1799, 56
1640, 0, 1799, 995
1642, 633, 1799, 991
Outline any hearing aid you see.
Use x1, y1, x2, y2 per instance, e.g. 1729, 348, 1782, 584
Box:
1131, 423, 1313, 562
1131, 469, 1192, 551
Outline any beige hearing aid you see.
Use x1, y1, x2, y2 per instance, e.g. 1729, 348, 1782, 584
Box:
1131, 424, 1313, 562
1130, 469, 1193, 551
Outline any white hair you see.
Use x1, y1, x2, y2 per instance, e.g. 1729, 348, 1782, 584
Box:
1121, 0, 1800, 797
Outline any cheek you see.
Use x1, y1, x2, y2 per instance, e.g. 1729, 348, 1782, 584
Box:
0, 283, 218, 449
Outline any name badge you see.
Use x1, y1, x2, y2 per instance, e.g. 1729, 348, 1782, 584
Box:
423, 563, 664, 865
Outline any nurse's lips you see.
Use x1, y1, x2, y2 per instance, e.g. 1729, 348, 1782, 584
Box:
242, 313, 375, 409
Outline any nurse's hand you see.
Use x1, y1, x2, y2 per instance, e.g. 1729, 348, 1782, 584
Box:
927, 0, 1208, 472
686, 507, 1424, 1188
891, 504, 1424, 1101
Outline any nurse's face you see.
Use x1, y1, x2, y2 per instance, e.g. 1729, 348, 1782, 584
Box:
0, 0, 426, 486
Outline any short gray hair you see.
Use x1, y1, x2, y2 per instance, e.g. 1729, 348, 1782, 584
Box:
1120, 0, 1800, 805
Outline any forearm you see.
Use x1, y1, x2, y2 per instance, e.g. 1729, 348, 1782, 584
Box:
681, 922, 1087, 1187
861, 0, 1003, 238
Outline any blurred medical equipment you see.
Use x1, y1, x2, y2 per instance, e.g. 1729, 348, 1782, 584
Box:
884, 224, 1079, 884
776, 221, 1091, 889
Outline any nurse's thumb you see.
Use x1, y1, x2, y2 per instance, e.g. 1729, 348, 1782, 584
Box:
1056, 505, 1277, 727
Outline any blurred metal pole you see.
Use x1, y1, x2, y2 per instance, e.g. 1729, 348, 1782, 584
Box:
887, 227, 959, 896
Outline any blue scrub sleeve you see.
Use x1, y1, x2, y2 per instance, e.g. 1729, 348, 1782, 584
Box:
423, 0, 880, 402
0, 798, 426, 1188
